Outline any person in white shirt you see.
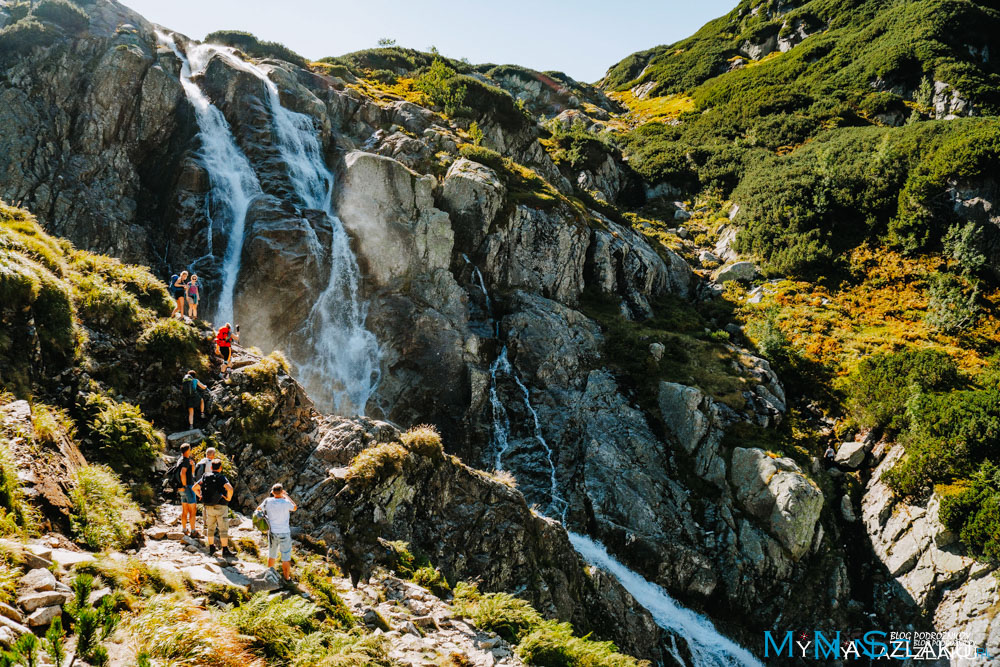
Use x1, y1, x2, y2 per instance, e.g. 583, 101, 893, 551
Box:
256, 483, 297, 580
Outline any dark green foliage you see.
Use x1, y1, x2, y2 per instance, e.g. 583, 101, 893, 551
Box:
32, 0, 89, 32
3, 632, 38, 667
546, 119, 616, 172
940, 462, 1000, 562
884, 388, 1000, 496
135, 319, 204, 375
414, 58, 467, 115
0, 17, 57, 58
45, 616, 65, 667
204, 30, 308, 67
301, 567, 357, 629
323, 46, 468, 77
845, 347, 959, 432
87, 398, 164, 471
453, 74, 530, 131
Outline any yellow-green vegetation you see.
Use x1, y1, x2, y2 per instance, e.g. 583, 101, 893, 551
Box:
452, 583, 647, 666
300, 563, 357, 629
0, 201, 177, 396
345, 443, 410, 486
124, 594, 264, 667
30, 402, 74, 446
382, 540, 451, 598
0, 553, 21, 605
75, 555, 182, 601
219, 592, 393, 666
241, 351, 291, 390
135, 318, 207, 378
69, 464, 144, 551
0, 435, 37, 536
607, 90, 695, 127
400, 424, 444, 459
84, 395, 164, 471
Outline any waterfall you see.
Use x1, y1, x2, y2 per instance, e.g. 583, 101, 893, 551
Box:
569, 533, 763, 667
162, 34, 380, 415
203, 45, 381, 416
158, 32, 261, 324
464, 262, 762, 666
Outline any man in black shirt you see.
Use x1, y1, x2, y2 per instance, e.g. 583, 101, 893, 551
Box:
193, 459, 234, 558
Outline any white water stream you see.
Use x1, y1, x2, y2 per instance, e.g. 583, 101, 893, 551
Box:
159, 33, 380, 415
467, 262, 761, 666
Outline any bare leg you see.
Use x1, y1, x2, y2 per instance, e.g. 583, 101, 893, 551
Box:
267, 557, 276, 568
282, 560, 291, 580
199, 398, 205, 418
188, 407, 194, 428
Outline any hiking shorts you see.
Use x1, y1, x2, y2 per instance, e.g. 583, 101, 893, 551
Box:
204, 505, 229, 542
171, 287, 184, 299
185, 392, 202, 410
188, 293, 199, 305
268, 532, 292, 562
219, 346, 231, 363
181, 485, 197, 504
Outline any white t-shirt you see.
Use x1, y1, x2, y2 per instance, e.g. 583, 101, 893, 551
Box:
262, 496, 295, 534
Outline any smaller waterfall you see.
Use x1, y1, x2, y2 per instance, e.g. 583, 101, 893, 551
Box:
158, 32, 262, 324
488, 348, 513, 471
568, 533, 764, 667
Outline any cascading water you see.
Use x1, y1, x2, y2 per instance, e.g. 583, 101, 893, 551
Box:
162, 34, 380, 415
204, 46, 381, 416
568, 534, 764, 667
464, 263, 761, 666
157, 32, 262, 324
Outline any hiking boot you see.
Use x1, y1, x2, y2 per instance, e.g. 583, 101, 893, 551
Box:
189, 530, 202, 539
220, 547, 235, 559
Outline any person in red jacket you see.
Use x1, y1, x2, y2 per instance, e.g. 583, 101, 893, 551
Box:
215, 322, 238, 374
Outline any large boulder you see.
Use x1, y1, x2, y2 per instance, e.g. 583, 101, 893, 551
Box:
438, 158, 506, 254
657, 382, 736, 488
730, 448, 823, 559
712, 261, 759, 284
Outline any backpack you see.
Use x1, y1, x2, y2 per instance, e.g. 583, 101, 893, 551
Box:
252, 505, 270, 532
200, 472, 228, 506
194, 457, 208, 481
164, 455, 188, 492
183, 376, 198, 397
170, 274, 179, 289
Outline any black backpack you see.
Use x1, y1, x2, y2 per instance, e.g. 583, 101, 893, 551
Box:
183, 376, 199, 396
163, 455, 188, 492
200, 472, 228, 506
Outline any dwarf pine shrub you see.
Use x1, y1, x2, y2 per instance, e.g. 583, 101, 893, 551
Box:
69, 464, 143, 550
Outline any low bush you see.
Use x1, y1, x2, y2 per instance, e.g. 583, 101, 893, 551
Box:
69, 464, 143, 550
345, 443, 410, 486
0, 18, 60, 56
414, 58, 467, 116
843, 347, 959, 433
72, 274, 146, 336
31, 403, 74, 446
135, 318, 205, 373
400, 424, 444, 459
240, 351, 290, 391
70, 252, 173, 316
411, 564, 450, 597
87, 399, 163, 471
940, 461, 1000, 563
451, 583, 542, 644
518, 619, 644, 667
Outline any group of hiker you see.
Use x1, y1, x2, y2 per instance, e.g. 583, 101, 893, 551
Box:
169, 270, 201, 319
179, 322, 238, 428
172, 443, 299, 580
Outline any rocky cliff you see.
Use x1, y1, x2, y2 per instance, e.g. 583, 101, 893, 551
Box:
5, 0, 1000, 662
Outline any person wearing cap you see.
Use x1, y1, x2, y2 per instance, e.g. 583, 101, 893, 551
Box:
256, 483, 298, 581
181, 370, 207, 428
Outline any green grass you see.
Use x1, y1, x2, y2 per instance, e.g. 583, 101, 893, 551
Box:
69, 464, 144, 551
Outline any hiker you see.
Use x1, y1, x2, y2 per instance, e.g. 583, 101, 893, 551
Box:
178, 443, 199, 537
257, 483, 297, 581
823, 444, 837, 468
186, 274, 200, 319
215, 322, 238, 374
194, 446, 217, 481
193, 459, 234, 558
169, 270, 189, 318
181, 370, 207, 428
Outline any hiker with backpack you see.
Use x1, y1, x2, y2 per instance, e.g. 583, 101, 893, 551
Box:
192, 459, 234, 558
181, 370, 207, 428
255, 483, 297, 581
215, 323, 238, 374
186, 274, 201, 319
176, 443, 199, 537
169, 270, 189, 318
